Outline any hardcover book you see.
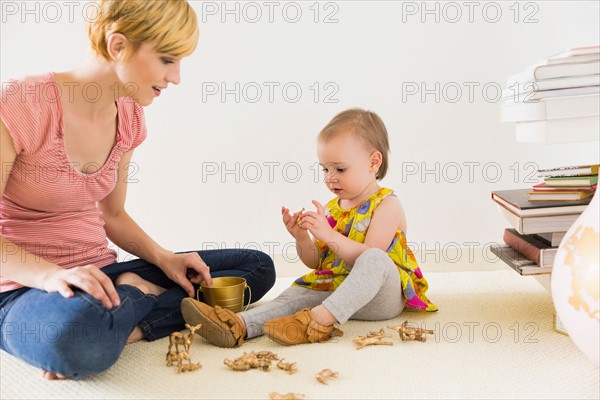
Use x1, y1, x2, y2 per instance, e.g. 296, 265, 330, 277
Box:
547, 53, 600, 65
527, 190, 595, 201
507, 61, 600, 85
501, 93, 600, 122
532, 183, 597, 192
549, 45, 600, 58
544, 175, 599, 186
534, 232, 566, 247
502, 228, 557, 267
506, 74, 600, 93
502, 85, 600, 103
490, 245, 553, 276
495, 205, 581, 235
537, 164, 599, 178
491, 188, 591, 217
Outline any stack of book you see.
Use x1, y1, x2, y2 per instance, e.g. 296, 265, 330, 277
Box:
528, 164, 598, 201
500, 45, 600, 143
490, 186, 593, 275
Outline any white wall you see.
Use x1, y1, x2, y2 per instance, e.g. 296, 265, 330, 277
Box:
2, 1, 599, 264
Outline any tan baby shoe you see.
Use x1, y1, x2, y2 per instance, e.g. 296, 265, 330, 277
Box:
263, 308, 343, 346
181, 298, 245, 348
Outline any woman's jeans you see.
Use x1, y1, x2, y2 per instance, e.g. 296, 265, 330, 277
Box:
0, 249, 275, 378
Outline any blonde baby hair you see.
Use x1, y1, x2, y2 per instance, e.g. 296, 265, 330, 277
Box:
318, 108, 391, 180
87, 0, 199, 61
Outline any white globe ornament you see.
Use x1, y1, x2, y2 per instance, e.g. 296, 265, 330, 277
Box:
551, 186, 600, 366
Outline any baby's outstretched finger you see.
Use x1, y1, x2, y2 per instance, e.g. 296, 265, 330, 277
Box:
295, 208, 305, 226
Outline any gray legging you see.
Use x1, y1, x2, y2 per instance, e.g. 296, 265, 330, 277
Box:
239, 248, 405, 339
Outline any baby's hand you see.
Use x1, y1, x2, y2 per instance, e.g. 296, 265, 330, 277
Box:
298, 200, 334, 243
282, 206, 310, 239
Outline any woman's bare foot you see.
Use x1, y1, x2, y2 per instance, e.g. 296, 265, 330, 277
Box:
41, 370, 67, 380
115, 272, 167, 296
126, 326, 145, 345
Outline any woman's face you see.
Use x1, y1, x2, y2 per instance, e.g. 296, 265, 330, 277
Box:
115, 41, 181, 106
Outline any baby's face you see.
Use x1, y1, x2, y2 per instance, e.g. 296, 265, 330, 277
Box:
317, 131, 379, 203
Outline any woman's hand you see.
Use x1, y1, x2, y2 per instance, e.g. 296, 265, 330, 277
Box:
41, 265, 121, 309
299, 200, 335, 243
282, 206, 311, 240
158, 252, 213, 297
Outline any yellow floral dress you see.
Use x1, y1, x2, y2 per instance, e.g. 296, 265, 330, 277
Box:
292, 188, 437, 312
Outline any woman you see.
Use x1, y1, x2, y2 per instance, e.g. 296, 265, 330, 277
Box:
0, 0, 275, 380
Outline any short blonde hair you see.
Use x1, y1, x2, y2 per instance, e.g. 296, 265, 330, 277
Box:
318, 108, 391, 180
87, 0, 199, 61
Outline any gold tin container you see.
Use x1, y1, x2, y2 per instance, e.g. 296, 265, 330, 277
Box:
198, 277, 251, 313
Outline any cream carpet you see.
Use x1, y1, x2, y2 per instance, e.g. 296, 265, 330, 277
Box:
1, 271, 599, 399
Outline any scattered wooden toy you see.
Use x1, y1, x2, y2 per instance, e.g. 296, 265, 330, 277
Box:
269, 392, 305, 400
296, 208, 306, 229
165, 350, 180, 367
315, 368, 339, 385
224, 351, 280, 372
167, 323, 201, 354
387, 320, 435, 342
165, 348, 201, 373
223, 357, 252, 371
165, 324, 202, 373
352, 328, 393, 350
178, 362, 201, 373
276, 358, 298, 375
256, 350, 279, 363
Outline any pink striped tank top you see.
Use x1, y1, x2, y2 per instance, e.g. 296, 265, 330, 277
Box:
0, 73, 147, 292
